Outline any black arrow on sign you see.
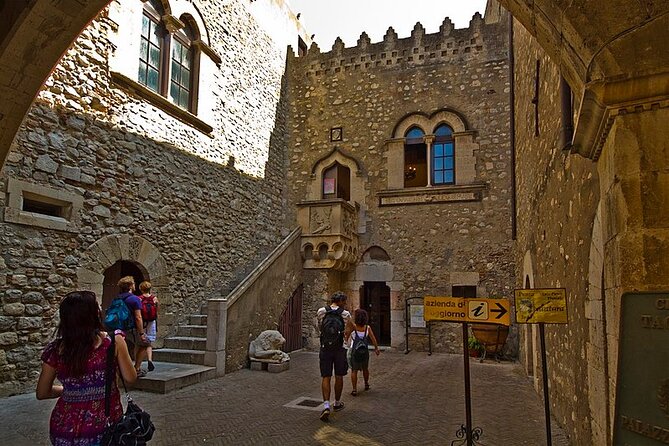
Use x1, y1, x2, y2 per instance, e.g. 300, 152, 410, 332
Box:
491, 302, 507, 319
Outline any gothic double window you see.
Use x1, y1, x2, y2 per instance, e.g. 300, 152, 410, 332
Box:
138, 0, 199, 113
403, 124, 455, 188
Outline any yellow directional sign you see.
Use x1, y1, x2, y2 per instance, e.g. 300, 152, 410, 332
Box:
514, 288, 568, 324
424, 296, 510, 326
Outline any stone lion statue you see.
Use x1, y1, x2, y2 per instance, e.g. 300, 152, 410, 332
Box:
248, 330, 290, 363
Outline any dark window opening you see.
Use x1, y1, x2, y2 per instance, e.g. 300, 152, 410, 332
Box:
297, 36, 307, 57
404, 126, 426, 188
322, 162, 351, 200
532, 59, 540, 137
22, 198, 63, 218
452, 285, 477, 298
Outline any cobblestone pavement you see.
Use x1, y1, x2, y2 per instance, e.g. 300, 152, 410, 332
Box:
0, 351, 571, 445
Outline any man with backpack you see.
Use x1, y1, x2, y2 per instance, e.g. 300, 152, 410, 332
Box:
105, 276, 150, 377
316, 291, 353, 422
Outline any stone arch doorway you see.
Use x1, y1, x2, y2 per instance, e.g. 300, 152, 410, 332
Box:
76, 234, 170, 343
350, 246, 398, 347
102, 260, 148, 310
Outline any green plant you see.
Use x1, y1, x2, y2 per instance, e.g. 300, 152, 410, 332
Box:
468, 336, 484, 354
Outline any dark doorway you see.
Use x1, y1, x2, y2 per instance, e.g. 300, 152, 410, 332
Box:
102, 261, 146, 310
279, 284, 303, 352
360, 282, 391, 346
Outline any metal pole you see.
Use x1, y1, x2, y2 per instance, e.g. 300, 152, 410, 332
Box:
462, 321, 473, 446
539, 323, 553, 446
405, 300, 410, 354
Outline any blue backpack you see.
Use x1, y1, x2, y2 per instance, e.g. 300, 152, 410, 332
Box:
104, 295, 134, 331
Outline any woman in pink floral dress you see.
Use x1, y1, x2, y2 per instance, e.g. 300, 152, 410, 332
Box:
36, 291, 137, 445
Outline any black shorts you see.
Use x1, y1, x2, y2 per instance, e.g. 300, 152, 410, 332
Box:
319, 347, 348, 377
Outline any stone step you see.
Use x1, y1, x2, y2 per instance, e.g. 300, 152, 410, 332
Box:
132, 362, 216, 394
152, 348, 205, 365
164, 336, 207, 350
176, 325, 207, 337
189, 314, 207, 325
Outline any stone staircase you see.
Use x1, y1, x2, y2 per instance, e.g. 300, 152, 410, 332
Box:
133, 313, 216, 394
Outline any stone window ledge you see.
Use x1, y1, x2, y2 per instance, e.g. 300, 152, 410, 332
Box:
3, 178, 83, 232
110, 71, 214, 135
377, 183, 486, 206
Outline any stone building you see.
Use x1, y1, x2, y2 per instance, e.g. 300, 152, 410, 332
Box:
0, 0, 309, 395
1, 0, 668, 445
285, 7, 516, 353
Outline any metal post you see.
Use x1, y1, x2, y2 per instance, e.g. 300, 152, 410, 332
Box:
539, 323, 552, 446
405, 299, 410, 354
462, 322, 473, 446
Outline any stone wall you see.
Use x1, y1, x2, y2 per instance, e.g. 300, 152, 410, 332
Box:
287, 12, 516, 354
512, 20, 599, 445
0, 0, 303, 396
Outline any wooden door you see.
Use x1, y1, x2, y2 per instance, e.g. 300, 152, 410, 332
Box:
361, 282, 391, 346
279, 284, 303, 352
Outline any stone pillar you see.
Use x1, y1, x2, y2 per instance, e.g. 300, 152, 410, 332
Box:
205, 298, 228, 376
424, 135, 434, 186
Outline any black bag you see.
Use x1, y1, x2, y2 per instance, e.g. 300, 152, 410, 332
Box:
320, 307, 345, 350
351, 327, 370, 362
101, 333, 155, 446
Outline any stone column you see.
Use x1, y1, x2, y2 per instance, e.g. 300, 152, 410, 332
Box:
205, 298, 228, 376
424, 135, 435, 186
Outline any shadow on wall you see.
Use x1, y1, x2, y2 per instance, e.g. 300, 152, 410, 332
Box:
0, 95, 290, 396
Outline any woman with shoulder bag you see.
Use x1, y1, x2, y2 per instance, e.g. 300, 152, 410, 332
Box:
36, 290, 137, 445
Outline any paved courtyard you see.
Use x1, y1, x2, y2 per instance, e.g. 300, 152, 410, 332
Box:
0, 350, 570, 445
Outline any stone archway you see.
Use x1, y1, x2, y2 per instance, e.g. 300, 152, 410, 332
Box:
0, 0, 112, 163
585, 202, 612, 445
76, 234, 171, 342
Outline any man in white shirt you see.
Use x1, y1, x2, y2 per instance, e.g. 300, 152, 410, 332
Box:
316, 291, 352, 422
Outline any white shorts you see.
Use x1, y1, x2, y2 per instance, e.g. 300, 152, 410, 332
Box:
145, 320, 157, 343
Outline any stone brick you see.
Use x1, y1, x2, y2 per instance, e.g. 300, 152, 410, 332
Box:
3, 303, 25, 316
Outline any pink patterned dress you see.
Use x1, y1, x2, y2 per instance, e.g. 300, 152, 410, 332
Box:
41, 336, 123, 446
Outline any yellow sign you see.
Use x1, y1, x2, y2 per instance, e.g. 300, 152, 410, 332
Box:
424, 296, 511, 326
514, 288, 568, 324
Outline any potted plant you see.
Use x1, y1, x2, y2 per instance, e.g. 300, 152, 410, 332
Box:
467, 336, 484, 357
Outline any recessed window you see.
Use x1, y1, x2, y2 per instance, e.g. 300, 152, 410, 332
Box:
170, 34, 193, 109
452, 285, 476, 298
404, 126, 427, 188
138, 0, 165, 94
4, 179, 83, 232
137, 1, 200, 113
22, 198, 64, 218
433, 124, 455, 185
322, 162, 350, 200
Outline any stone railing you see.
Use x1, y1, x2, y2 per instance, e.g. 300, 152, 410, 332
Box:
204, 227, 303, 375
296, 198, 359, 271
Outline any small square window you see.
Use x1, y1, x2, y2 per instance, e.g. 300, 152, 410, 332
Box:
330, 127, 343, 142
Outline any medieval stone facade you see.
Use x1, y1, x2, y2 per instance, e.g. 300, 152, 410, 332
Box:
285, 11, 516, 353
0, 0, 307, 396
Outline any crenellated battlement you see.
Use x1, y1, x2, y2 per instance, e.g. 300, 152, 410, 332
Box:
288, 11, 508, 77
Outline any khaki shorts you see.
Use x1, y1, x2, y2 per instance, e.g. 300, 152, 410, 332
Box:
127, 328, 151, 348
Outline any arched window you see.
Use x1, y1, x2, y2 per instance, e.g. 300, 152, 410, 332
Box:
139, 0, 166, 94
432, 124, 454, 185
170, 21, 197, 110
404, 126, 426, 187
137, 2, 200, 113
322, 162, 350, 200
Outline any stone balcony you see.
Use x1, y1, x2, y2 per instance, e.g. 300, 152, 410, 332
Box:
296, 198, 359, 271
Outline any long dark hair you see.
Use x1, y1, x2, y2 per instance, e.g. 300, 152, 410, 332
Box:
55, 291, 104, 377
